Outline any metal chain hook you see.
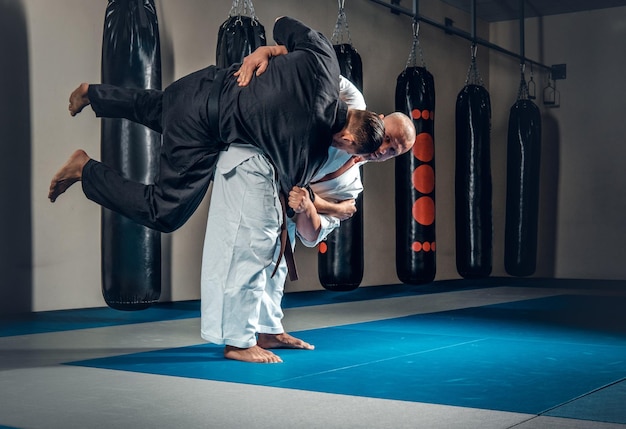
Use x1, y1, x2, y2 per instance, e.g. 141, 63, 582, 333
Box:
228, 0, 241, 16
331, 0, 352, 45
527, 63, 536, 99
465, 43, 483, 86
405, 16, 426, 69
517, 62, 529, 100
229, 0, 256, 18
412, 19, 420, 39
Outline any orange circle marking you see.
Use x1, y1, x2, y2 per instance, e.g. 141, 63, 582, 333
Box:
319, 242, 328, 254
412, 196, 435, 226
422, 110, 430, 120
412, 164, 435, 194
413, 132, 434, 162
411, 109, 421, 119
411, 241, 437, 252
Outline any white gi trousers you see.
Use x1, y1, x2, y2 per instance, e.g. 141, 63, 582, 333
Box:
200, 145, 283, 348
199, 145, 364, 348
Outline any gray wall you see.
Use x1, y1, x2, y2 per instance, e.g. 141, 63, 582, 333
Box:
490, 8, 626, 279
2, 0, 624, 313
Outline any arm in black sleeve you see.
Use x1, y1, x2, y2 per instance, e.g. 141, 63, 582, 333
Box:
273, 16, 336, 60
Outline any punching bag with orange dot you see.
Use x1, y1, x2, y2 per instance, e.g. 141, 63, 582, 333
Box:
395, 66, 436, 284
394, 19, 436, 285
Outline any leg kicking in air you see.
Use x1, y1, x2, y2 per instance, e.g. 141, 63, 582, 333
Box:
69, 83, 90, 116
48, 149, 90, 203
48, 83, 93, 201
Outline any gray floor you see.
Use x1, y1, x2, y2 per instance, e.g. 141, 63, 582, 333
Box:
1, 283, 625, 429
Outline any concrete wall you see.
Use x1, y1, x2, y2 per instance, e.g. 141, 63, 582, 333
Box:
1, 0, 623, 314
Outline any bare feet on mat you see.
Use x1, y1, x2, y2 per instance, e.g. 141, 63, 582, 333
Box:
224, 345, 283, 363
257, 332, 315, 350
69, 83, 90, 116
48, 149, 90, 202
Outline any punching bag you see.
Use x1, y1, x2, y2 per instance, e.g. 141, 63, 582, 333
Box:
395, 66, 436, 284
100, 0, 161, 310
505, 81, 541, 277
333, 44, 363, 87
216, 1, 266, 68
318, 43, 364, 291
455, 82, 493, 279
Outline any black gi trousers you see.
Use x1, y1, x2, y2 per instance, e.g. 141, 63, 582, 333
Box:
82, 66, 228, 233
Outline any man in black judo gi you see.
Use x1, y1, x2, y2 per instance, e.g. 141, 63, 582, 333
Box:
48, 16, 384, 233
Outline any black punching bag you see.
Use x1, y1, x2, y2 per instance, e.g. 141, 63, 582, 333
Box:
455, 84, 493, 278
395, 67, 436, 284
216, 3, 266, 68
318, 44, 364, 291
505, 90, 541, 276
100, 0, 161, 310
333, 44, 363, 87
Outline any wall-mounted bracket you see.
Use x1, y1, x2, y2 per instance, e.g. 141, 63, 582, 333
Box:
551, 64, 567, 80
390, 0, 401, 14
444, 17, 454, 35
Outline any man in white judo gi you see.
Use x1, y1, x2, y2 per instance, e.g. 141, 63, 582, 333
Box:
201, 49, 416, 363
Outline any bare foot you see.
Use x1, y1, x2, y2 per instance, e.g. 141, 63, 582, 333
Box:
257, 332, 315, 350
48, 149, 90, 202
224, 345, 283, 363
69, 83, 90, 116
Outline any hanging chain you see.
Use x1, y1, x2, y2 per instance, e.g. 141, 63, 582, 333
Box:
331, 0, 352, 45
527, 63, 536, 99
229, 0, 257, 18
464, 43, 483, 86
517, 63, 530, 100
405, 19, 426, 69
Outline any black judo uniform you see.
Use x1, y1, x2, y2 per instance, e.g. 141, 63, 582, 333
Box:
82, 17, 347, 232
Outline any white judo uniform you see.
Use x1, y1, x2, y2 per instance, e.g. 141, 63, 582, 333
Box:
200, 77, 367, 348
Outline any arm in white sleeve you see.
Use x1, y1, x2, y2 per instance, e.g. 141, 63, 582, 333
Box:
297, 213, 340, 247
296, 164, 363, 246
339, 75, 366, 110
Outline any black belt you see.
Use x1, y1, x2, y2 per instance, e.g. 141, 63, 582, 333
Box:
207, 68, 227, 140
271, 193, 299, 282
